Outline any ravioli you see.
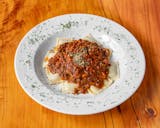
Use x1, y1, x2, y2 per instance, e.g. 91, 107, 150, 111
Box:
43, 34, 119, 94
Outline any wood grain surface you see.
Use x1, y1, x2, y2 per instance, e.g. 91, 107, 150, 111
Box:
0, 0, 160, 127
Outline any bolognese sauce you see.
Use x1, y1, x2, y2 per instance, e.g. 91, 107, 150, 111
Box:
48, 39, 110, 94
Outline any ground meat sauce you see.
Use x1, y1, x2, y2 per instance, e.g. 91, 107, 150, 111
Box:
48, 39, 110, 94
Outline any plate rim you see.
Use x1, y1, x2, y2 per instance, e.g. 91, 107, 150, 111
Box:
14, 13, 146, 115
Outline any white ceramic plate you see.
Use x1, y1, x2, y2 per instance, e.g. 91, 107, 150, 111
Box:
14, 14, 145, 115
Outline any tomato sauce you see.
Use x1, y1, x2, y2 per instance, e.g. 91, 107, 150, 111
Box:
48, 39, 110, 94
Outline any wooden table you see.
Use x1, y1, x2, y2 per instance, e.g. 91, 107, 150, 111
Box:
0, 0, 160, 127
